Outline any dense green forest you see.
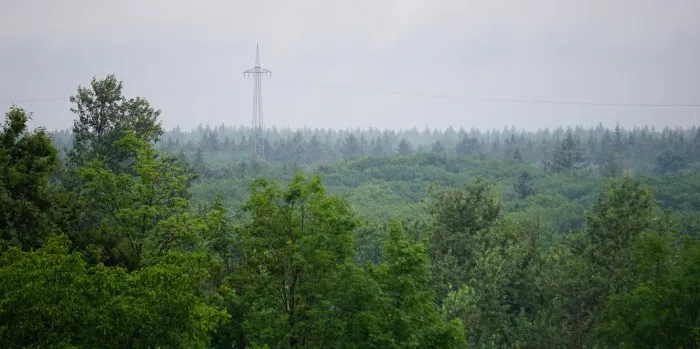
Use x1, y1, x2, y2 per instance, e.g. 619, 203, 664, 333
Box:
2, 74, 699, 348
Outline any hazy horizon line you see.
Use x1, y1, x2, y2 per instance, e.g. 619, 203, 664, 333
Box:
43, 121, 698, 134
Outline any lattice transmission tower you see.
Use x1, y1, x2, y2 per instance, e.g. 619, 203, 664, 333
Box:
243, 44, 271, 160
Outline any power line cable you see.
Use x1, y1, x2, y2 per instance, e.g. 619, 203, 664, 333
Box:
2, 81, 699, 108
274, 80, 700, 107
0, 97, 68, 104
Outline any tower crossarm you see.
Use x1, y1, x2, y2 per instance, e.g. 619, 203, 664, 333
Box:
242, 67, 271, 77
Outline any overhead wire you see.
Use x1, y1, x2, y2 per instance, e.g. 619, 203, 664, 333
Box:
0, 97, 68, 105
2, 80, 699, 108
273, 80, 700, 107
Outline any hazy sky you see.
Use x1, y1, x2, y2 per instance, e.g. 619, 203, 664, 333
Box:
1, 0, 699, 132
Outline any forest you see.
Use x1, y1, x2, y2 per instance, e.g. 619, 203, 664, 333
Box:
2, 74, 699, 348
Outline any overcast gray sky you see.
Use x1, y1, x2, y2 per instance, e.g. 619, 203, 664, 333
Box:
1, 0, 699, 132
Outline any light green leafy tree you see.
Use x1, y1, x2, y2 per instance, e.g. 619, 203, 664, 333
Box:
369, 221, 466, 349
525, 178, 680, 348
226, 174, 465, 348
599, 232, 700, 348
68, 74, 163, 173
586, 177, 675, 295
0, 235, 228, 348
75, 131, 200, 270
440, 217, 544, 348
234, 173, 357, 348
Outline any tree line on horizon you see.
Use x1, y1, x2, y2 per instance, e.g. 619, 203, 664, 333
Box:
50, 108, 700, 178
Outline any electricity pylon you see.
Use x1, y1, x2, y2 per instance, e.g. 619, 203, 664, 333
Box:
243, 44, 271, 160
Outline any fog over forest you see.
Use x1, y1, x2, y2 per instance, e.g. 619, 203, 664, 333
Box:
2, 1, 700, 348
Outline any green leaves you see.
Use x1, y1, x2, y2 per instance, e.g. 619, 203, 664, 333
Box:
599, 235, 700, 348
68, 74, 163, 173
370, 221, 466, 349
427, 178, 501, 301
5, 73, 700, 348
218, 174, 466, 348
236, 173, 358, 347
0, 106, 62, 250
0, 236, 228, 349
586, 177, 674, 295
75, 131, 197, 269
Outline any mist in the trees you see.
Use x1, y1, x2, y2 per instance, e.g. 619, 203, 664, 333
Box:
2, 74, 699, 349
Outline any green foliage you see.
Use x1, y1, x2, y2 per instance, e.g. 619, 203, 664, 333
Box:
0, 107, 63, 250
586, 177, 670, 294
513, 171, 535, 199
68, 74, 163, 172
439, 216, 544, 348
368, 221, 466, 349
550, 130, 585, 173
0, 235, 228, 348
353, 220, 388, 264
640, 170, 700, 211
599, 234, 700, 348
234, 173, 358, 347
210, 174, 465, 348
520, 178, 684, 348
427, 178, 501, 300
181, 150, 700, 349
74, 131, 198, 269
7, 76, 700, 348
348, 182, 418, 222
656, 148, 688, 174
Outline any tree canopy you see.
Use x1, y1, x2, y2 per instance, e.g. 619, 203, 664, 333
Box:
2, 75, 699, 348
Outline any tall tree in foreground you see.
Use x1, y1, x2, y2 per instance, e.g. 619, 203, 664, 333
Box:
226, 174, 465, 348
535, 178, 681, 348
74, 132, 198, 270
369, 222, 466, 349
234, 173, 358, 347
599, 233, 700, 348
68, 74, 163, 173
586, 178, 670, 295
0, 235, 228, 348
0, 107, 63, 250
